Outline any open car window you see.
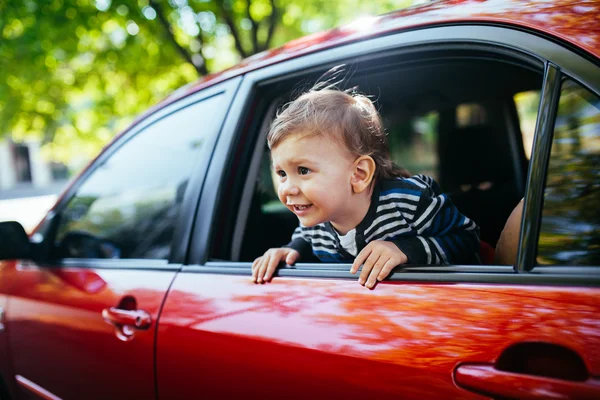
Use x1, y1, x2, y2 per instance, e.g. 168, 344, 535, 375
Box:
219, 50, 543, 266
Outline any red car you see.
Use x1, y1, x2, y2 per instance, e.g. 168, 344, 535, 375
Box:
1, 0, 599, 399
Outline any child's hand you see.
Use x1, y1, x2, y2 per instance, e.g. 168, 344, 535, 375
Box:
252, 248, 300, 283
350, 241, 408, 289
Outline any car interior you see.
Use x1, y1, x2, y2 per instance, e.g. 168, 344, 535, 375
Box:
215, 48, 544, 265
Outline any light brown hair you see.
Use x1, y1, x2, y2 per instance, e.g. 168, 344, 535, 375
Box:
267, 89, 408, 182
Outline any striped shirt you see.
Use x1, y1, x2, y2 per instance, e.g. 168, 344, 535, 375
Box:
286, 175, 480, 265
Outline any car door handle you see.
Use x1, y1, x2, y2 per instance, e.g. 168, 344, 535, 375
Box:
454, 364, 600, 399
102, 307, 152, 330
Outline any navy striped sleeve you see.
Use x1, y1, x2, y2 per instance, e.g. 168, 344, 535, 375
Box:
390, 175, 480, 265
283, 226, 314, 261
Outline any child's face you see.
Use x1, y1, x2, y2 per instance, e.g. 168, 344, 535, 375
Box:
271, 133, 358, 229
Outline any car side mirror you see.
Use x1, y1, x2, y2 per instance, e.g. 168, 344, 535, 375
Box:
0, 221, 32, 260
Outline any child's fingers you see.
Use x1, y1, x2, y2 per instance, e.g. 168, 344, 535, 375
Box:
264, 253, 282, 282
257, 255, 270, 283
252, 258, 261, 283
351, 246, 372, 274
376, 258, 397, 282
366, 255, 389, 289
286, 250, 300, 265
359, 251, 382, 286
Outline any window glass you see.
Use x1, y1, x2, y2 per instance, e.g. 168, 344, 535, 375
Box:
55, 94, 224, 260
538, 80, 600, 266
514, 90, 541, 159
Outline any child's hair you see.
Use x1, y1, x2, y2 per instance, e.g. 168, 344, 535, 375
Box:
267, 88, 408, 182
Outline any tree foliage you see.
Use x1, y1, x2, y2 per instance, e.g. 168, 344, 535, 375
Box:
0, 0, 418, 166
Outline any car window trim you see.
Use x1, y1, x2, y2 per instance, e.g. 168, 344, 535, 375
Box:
517, 63, 562, 272
181, 262, 600, 287
190, 24, 600, 280
54, 259, 181, 271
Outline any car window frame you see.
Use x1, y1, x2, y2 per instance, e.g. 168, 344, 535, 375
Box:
35, 77, 243, 269
188, 24, 600, 286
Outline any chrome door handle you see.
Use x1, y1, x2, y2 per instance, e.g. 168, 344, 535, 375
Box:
102, 307, 151, 341
102, 307, 151, 329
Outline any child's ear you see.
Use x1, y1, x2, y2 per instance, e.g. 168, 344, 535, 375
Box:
351, 156, 376, 193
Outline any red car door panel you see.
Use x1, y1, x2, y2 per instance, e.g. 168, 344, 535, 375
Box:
157, 273, 600, 399
3, 260, 175, 400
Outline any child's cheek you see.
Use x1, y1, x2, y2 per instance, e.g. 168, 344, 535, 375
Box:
277, 186, 286, 204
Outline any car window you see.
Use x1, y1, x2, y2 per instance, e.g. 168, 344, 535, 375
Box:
537, 79, 600, 266
55, 94, 224, 260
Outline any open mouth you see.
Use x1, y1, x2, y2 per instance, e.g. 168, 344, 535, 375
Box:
292, 204, 312, 212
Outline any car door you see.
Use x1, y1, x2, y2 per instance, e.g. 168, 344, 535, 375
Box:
156, 26, 600, 399
0, 78, 240, 400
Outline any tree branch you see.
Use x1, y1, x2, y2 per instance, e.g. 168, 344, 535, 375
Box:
149, 0, 208, 75
246, 0, 259, 54
216, 0, 248, 58
262, 0, 278, 52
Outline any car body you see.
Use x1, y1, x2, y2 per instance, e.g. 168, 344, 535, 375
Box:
0, 0, 599, 399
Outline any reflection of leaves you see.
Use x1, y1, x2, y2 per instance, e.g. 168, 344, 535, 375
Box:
192, 277, 600, 380
159, 290, 218, 327
311, 284, 600, 369
480, 0, 600, 55
154, 276, 600, 398
232, 291, 309, 317
539, 80, 600, 265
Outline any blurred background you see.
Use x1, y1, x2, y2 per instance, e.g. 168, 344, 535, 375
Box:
0, 0, 429, 232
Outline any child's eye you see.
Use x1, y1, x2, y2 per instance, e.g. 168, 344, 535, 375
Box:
298, 167, 310, 175
276, 170, 286, 178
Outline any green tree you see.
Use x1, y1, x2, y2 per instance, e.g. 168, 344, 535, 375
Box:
0, 0, 419, 167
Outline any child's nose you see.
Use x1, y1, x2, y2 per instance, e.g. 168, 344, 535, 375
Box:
281, 180, 300, 196
287, 186, 300, 196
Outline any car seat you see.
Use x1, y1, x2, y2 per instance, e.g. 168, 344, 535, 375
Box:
439, 124, 522, 247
